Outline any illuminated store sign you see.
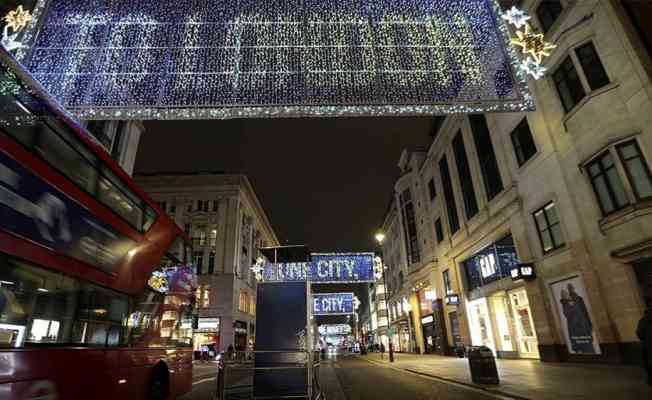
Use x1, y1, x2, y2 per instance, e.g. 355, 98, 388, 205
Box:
197, 318, 220, 330
445, 294, 460, 306
313, 293, 354, 316
23, 0, 533, 120
421, 315, 434, 325
510, 263, 536, 281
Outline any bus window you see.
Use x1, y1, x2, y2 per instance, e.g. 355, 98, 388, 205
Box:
98, 168, 143, 229
0, 255, 128, 348
34, 122, 98, 194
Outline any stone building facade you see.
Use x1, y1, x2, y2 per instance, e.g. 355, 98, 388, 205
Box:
134, 172, 279, 353
381, 0, 652, 363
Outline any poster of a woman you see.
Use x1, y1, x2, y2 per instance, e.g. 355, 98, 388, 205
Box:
550, 276, 601, 354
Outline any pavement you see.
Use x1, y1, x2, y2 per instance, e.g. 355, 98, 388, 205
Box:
363, 351, 652, 400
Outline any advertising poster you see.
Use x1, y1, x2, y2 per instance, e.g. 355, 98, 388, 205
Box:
549, 275, 601, 355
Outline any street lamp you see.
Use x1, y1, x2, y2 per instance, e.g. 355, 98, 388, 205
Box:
374, 231, 394, 363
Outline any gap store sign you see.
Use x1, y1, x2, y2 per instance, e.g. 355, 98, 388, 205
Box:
261, 253, 374, 283
313, 293, 354, 316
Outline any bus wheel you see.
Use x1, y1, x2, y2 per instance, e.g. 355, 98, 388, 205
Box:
149, 365, 170, 400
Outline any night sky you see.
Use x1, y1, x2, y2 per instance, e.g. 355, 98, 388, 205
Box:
136, 117, 436, 253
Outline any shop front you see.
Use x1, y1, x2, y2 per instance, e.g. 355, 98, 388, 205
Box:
417, 289, 448, 355
193, 317, 220, 359
463, 234, 540, 359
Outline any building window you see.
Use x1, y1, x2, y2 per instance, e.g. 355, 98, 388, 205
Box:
193, 251, 204, 275
440, 155, 460, 234
398, 271, 404, 288
616, 141, 652, 201
208, 252, 215, 274
213, 199, 218, 212
434, 218, 444, 243
553, 56, 586, 112
239, 290, 249, 313
187, 202, 192, 212
193, 226, 206, 247
427, 178, 436, 200
169, 201, 176, 214
157, 201, 167, 212
453, 131, 479, 219
510, 118, 537, 167
469, 115, 504, 201
184, 223, 191, 236
536, 0, 563, 33
587, 151, 629, 215
623, 0, 652, 61
209, 226, 218, 247
203, 285, 210, 308
399, 189, 420, 264
196, 286, 203, 308
533, 202, 565, 254
576, 42, 610, 91
443, 269, 452, 295
250, 297, 256, 316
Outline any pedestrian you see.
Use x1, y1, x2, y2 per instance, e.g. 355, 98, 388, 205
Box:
201, 344, 209, 362
226, 344, 235, 361
637, 300, 652, 385
380, 343, 385, 360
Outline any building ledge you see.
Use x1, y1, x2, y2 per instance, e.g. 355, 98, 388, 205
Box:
598, 199, 652, 233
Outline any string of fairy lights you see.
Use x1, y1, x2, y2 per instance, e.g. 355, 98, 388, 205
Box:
12, 0, 534, 119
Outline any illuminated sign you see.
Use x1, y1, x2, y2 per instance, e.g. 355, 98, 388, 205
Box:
421, 315, 434, 325
147, 265, 197, 294
510, 263, 536, 281
147, 271, 169, 294
24, 0, 533, 120
424, 290, 437, 300
313, 293, 354, 316
258, 253, 374, 283
197, 318, 220, 330
318, 324, 351, 336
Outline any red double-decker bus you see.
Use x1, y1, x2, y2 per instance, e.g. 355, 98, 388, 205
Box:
0, 47, 196, 399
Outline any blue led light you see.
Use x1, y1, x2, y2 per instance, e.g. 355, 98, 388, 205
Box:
22, 0, 533, 119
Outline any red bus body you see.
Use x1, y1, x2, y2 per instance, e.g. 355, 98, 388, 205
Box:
0, 48, 194, 399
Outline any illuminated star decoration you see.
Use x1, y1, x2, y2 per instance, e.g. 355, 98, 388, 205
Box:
251, 257, 265, 282
501, 6, 531, 29
4, 6, 33, 32
520, 57, 547, 80
511, 23, 557, 64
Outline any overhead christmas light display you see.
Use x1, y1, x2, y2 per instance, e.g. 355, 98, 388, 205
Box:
22, 0, 533, 119
1, 6, 33, 52
502, 6, 556, 80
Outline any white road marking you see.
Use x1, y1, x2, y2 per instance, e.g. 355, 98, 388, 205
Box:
192, 377, 217, 386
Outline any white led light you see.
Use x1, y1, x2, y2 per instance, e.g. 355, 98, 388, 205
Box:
20, 0, 534, 119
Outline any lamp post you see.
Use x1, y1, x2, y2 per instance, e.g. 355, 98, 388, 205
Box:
374, 231, 394, 363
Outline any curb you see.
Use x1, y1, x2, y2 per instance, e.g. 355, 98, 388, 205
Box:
362, 357, 532, 400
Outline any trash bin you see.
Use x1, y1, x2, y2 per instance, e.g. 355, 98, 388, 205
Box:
467, 346, 499, 384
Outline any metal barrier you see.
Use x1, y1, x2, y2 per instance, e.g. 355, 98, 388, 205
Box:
214, 351, 322, 400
